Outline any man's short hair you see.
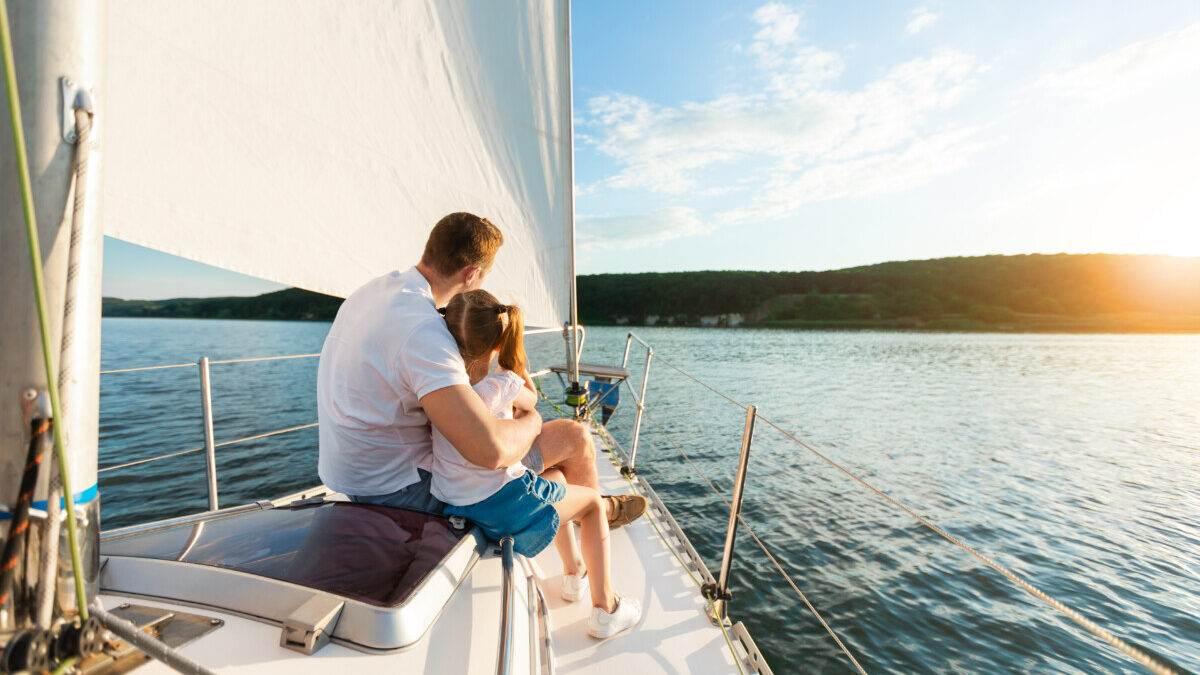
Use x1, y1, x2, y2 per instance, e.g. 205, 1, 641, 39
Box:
420, 212, 504, 277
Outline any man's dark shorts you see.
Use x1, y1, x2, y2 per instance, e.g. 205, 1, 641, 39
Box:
348, 443, 545, 515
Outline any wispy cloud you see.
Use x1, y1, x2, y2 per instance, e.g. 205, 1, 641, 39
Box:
1033, 22, 1200, 105
905, 7, 939, 36
577, 207, 712, 250
580, 2, 984, 231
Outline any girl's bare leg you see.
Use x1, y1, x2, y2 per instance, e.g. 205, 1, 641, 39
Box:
542, 469, 584, 576
549, 479, 616, 611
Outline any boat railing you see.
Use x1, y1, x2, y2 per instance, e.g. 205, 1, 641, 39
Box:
496, 536, 517, 675
97, 334, 1175, 675
99, 353, 321, 510
618, 332, 653, 475
616, 331, 1177, 675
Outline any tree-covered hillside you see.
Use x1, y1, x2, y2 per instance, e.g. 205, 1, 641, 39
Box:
577, 255, 1200, 331
104, 254, 1200, 332
103, 287, 342, 321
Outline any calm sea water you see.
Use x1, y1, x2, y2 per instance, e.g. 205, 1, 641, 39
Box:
99, 318, 1200, 672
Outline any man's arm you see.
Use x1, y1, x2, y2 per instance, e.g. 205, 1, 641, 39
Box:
422, 384, 541, 470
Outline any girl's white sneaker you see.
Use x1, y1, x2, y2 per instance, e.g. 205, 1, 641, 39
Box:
587, 595, 642, 639
562, 573, 589, 603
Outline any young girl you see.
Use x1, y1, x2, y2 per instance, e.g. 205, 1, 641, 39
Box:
431, 289, 641, 639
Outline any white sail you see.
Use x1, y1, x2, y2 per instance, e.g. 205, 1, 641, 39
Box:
102, 0, 573, 327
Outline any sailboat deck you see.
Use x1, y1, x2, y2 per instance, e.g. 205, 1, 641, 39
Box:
532, 434, 741, 674
98, 429, 749, 673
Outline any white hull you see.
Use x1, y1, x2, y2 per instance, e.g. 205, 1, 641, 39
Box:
97, 427, 763, 673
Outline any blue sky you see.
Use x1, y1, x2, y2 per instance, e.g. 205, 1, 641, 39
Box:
104, 1, 1200, 298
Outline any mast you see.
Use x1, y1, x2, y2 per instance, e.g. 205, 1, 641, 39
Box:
0, 0, 105, 623
564, 0, 584, 402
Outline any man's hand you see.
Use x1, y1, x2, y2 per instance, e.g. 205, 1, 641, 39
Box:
422, 384, 540, 470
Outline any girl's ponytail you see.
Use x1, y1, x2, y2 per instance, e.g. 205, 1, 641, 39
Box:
496, 304, 527, 375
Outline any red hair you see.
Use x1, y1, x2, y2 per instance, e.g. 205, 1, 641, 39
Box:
443, 290, 526, 374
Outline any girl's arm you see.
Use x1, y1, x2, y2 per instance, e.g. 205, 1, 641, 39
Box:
512, 385, 538, 414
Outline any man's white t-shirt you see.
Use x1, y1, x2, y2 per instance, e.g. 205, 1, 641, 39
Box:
430, 370, 528, 506
316, 267, 470, 496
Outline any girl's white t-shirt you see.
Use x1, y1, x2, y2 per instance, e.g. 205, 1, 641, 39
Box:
430, 369, 529, 506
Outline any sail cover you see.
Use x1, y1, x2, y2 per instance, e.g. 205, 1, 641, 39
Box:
102, 1, 573, 327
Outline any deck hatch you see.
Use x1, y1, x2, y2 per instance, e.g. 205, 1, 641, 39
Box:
103, 502, 465, 606
100, 502, 484, 651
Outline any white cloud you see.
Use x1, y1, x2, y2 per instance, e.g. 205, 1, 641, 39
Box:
1033, 22, 1200, 105
749, 3, 843, 94
577, 208, 712, 250
906, 7, 939, 36
576, 5, 1200, 262
581, 20, 984, 220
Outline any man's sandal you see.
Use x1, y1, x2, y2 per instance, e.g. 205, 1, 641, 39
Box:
604, 494, 648, 530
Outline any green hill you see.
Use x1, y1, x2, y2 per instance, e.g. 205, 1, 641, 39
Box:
103, 254, 1200, 332
103, 287, 342, 321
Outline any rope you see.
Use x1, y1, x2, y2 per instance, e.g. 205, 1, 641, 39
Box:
0, 0, 89, 620
710, 603, 749, 675
648, 353, 1177, 675
38, 105, 94, 629
0, 411, 49, 621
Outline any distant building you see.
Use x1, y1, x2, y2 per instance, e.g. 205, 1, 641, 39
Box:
645, 314, 660, 326
614, 316, 630, 325
700, 313, 744, 327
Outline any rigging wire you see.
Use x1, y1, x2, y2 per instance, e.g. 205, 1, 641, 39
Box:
646, 350, 1178, 675
537, 381, 753, 674
607, 429, 748, 675
660, 414, 868, 675
0, 0, 90, 621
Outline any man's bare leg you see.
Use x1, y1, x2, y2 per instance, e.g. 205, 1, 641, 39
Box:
535, 419, 599, 491
536, 418, 646, 580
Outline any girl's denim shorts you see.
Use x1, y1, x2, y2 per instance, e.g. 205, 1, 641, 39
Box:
443, 470, 565, 557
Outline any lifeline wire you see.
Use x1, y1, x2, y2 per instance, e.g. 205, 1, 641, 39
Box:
604, 426, 748, 675
648, 350, 1177, 675
0, 0, 90, 620
540, 381, 755, 673
664, 418, 867, 675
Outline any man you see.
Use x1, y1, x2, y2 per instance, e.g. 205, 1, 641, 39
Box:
317, 212, 646, 530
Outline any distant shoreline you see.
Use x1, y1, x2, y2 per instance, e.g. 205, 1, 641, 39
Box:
100, 315, 1200, 335
104, 253, 1200, 334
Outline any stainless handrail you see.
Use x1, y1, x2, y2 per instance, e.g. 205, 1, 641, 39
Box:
99, 352, 321, 511
199, 356, 219, 509
496, 536, 517, 675
620, 332, 654, 475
